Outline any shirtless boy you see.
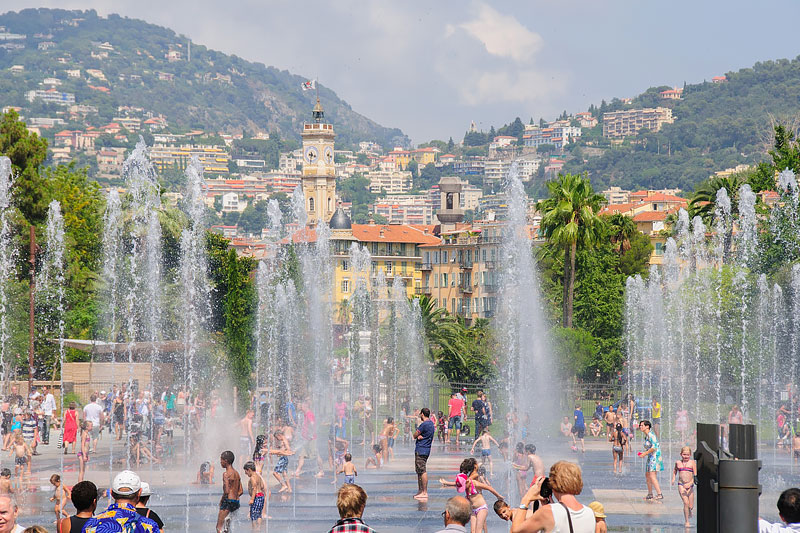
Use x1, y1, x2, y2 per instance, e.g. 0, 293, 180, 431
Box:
243, 461, 266, 528
9, 434, 31, 485
0, 469, 11, 494
216, 450, 243, 533
336, 453, 357, 485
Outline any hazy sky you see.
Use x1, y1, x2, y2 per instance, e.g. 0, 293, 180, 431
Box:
5, 1, 800, 143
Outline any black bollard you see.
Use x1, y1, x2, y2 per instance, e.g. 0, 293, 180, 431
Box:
695, 423, 720, 532
717, 457, 761, 532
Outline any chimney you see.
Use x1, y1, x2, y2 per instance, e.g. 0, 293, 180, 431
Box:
379, 227, 385, 238
369, 217, 375, 225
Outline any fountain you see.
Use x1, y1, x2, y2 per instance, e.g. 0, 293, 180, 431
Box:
0, 157, 15, 390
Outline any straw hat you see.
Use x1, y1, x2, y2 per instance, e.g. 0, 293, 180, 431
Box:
588, 501, 606, 518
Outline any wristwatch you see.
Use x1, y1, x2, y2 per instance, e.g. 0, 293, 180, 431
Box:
517, 504, 529, 510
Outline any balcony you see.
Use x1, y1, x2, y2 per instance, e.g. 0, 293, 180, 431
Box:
459, 259, 473, 270
483, 309, 495, 318
460, 284, 473, 294
483, 284, 498, 293
415, 286, 431, 295
420, 262, 432, 271
484, 260, 496, 270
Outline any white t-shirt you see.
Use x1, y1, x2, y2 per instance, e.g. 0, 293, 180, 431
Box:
13, 523, 25, 533
83, 402, 103, 425
42, 393, 56, 416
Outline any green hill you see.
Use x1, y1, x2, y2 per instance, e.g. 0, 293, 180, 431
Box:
0, 8, 406, 148
563, 57, 800, 193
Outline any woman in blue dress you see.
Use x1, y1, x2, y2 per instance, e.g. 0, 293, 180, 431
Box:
638, 419, 663, 501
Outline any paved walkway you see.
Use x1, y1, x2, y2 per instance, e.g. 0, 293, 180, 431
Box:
7, 428, 793, 532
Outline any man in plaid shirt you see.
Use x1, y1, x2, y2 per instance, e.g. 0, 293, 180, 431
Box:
328, 483, 377, 533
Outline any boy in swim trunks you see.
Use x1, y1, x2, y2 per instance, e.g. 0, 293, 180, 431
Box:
269, 429, 293, 493
336, 453, 357, 484
216, 450, 243, 533
9, 434, 30, 486
470, 427, 499, 476
243, 461, 266, 528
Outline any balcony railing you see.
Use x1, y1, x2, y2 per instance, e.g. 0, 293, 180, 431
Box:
459, 260, 473, 269
483, 284, 498, 293
484, 260, 496, 270
460, 284, 473, 294
420, 262, 432, 271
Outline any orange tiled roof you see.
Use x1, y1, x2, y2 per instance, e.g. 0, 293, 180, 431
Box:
599, 202, 639, 216
643, 192, 686, 203
633, 211, 668, 222
352, 224, 440, 244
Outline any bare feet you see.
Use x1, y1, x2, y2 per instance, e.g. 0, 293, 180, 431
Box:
413, 493, 428, 500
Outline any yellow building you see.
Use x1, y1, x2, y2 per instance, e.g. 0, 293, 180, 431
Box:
301, 99, 337, 225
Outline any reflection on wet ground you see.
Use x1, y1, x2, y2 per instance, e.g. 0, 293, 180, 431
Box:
10, 434, 795, 532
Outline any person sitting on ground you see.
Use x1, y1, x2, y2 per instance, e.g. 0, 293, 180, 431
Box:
135, 482, 164, 532
589, 417, 603, 438
83, 470, 160, 533
759, 487, 800, 532
436, 496, 471, 533
58, 480, 97, 533
364, 444, 382, 469
510, 461, 596, 533
194, 461, 214, 485
327, 483, 376, 533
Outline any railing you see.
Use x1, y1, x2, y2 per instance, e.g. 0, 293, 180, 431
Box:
460, 284, 473, 293
459, 260, 473, 269
484, 261, 496, 270
483, 284, 498, 293
415, 286, 432, 295
420, 262, 432, 271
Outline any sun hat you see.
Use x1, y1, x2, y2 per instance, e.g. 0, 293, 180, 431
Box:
111, 470, 141, 495
588, 501, 606, 518
139, 481, 151, 497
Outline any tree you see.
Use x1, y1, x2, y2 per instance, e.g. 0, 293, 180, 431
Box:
606, 213, 637, 255
0, 110, 49, 225
537, 174, 606, 327
221, 249, 255, 410
619, 231, 653, 277
689, 173, 746, 222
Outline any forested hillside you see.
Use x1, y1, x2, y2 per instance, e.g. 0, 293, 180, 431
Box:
0, 8, 406, 148
564, 57, 800, 192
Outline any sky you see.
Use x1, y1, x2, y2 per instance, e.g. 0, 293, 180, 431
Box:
5, 1, 800, 143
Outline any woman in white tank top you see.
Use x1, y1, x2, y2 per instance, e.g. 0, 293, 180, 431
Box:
510, 460, 597, 533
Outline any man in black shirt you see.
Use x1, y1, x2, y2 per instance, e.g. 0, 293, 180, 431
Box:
472, 391, 486, 441
135, 482, 165, 531
58, 480, 97, 533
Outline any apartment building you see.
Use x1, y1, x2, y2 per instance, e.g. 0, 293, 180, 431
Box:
25, 88, 75, 106
372, 194, 435, 225
602, 107, 674, 138
523, 120, 582, 149
149, 144, 230, 174
365, 169, 413, 194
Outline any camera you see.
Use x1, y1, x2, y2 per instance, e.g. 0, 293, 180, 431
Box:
540, 477, 553, 499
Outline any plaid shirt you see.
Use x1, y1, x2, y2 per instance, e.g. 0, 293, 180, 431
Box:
328, 517, 377, 533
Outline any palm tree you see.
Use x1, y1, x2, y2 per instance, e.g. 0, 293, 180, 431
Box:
688, 173, 746, 222
537, 174, 606, 328
607, 213, 637, 255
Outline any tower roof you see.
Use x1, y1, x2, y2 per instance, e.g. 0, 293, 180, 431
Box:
313, 98, 325, 123
329, 207, 351, 230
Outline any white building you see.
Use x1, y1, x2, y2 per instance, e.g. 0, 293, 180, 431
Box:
25, 89, 75, 106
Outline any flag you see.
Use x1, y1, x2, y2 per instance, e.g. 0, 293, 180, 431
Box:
302, 79, 316, 91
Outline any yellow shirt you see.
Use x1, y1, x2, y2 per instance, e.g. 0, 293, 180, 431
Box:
652, 402, 662, 419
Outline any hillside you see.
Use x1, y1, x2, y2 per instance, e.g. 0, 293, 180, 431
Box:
0, 8, 406, 148
562, 57, 800, 193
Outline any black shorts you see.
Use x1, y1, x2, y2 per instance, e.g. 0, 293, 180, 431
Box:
414, 452, 429, 475
220, 499, 240, 512
572, 426, 585, 439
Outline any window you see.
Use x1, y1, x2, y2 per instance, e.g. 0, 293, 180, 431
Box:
401, 261, 406, 273
328, 197, 332, 212
491, 249, 496, 261
443, 251, 448, 263
309, 197, 315, 212
372, 243, 378, 255
341, 260, 349, 272
655, 242, 664, 256
399, 243, 405, 255
424, 252, 430, 264
482, 249, 486, 262
341, 279, 350, 293
434, 251, 440, 264
386, 261, 392, 274
388, 242, 393, 254
442, 273, 448, 287
451, 298, 456, 314
434, 274, 438, 288
371, 261, 377, 272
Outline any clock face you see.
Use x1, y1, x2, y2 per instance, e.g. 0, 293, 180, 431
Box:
324, 146, 334, 164
304, 146, 319, 163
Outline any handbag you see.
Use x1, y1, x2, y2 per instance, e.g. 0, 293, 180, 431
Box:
57, 431, 63, 449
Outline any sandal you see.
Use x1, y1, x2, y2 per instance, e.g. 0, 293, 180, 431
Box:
655, 494, 663, 500
644, 494, 653, 500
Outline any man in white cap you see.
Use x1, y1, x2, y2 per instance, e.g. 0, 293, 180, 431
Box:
135, 482, 164, 531
83, 470, 160, 533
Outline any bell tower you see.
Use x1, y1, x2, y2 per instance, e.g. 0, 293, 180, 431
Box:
301, 98, 337, 225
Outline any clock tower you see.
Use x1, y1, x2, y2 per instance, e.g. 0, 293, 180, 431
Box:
301, 98, 337, 225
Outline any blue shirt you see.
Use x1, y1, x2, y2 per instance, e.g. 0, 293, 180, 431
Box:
84, 502, 160, 533
415, 419, 435, 455
574, 409, 585, 429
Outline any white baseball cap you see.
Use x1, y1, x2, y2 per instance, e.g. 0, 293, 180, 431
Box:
139, 481, 151, 497
111, 470, 141, 496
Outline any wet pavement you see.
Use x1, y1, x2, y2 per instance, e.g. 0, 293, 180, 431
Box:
10, 428, 796, 532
